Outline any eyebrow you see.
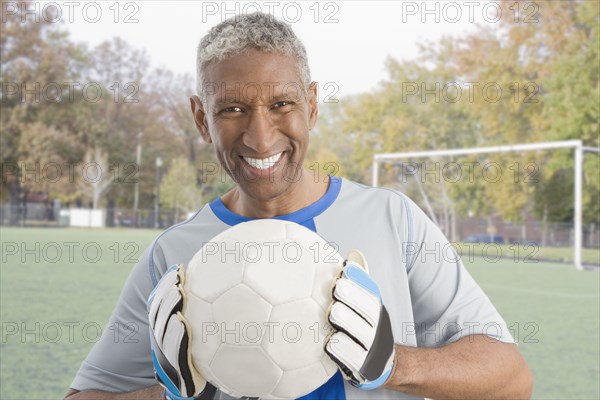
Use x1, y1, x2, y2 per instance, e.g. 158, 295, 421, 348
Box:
271, 94, 297, 102
214, 93, 301, 106
214, 98, 243, 105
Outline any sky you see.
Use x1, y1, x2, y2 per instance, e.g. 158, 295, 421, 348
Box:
37, 1, 501, 96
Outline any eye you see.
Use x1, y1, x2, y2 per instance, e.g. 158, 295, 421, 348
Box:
271, 101, 293, 109
220, 106, 243, 114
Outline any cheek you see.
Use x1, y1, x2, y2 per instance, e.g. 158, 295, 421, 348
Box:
283, 113, 311, 142
213, 147, 235, 176
213, 133, 243, 171
210, 126, 234, 150
210, 135, 230, 161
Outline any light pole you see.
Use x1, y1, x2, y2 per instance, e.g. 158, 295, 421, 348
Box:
154, 156, 163, 229
133, 131, 142, 226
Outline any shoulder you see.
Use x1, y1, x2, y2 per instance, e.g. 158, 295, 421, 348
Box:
331, 178, 437, 260
339, 177, 413, 203
335, 177, 422, 223
319, 178, 425, 252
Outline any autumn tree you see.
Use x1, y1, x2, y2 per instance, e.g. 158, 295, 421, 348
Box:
1, 0, 88, 224
160, 157, 202, 221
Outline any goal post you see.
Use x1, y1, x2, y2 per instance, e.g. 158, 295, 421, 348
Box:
372, 140, 600, 271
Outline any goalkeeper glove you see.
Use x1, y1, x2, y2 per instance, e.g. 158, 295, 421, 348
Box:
148, 264, 217, 400
325, 250, 395, 390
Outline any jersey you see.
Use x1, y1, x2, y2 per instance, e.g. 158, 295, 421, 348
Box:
70, 176, 515, 399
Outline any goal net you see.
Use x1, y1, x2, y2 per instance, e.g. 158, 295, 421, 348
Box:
373, 140, 600, 270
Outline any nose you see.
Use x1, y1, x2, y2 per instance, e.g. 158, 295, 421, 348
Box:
242, 107, 278, 154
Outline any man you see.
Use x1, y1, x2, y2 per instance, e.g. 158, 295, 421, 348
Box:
65, 13, 533, 400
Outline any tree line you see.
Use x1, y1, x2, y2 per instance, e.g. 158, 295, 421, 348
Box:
310, 0, 599, 241
1, 0, 598, 236
1, 0, 221, 225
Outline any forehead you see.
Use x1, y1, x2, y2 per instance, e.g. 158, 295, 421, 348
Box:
202, 49, 304, 101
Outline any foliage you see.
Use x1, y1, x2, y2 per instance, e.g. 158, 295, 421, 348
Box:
0, 0, 200, 217
1, 0, 598, 228
316, 0, 599, 231
160, 157, 203, 217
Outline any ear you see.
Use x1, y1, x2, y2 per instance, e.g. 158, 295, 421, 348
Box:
190, 95, 212, 144
307, 81, 319, 130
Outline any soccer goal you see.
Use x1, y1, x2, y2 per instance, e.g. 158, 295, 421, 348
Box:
372, 140, 600, 270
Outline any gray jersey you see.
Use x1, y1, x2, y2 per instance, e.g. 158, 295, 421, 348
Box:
71, 177, 514, 399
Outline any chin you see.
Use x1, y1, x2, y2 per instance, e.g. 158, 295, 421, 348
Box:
243, 180, 288, 201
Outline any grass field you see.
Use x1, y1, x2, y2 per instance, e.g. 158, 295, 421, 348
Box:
1, 228, 599, 400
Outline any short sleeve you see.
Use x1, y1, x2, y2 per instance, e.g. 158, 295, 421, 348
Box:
70, 246, 159, 392
404, 199, 515, 347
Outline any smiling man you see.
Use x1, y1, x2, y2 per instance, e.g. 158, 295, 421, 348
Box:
65, 12, 533, 400
193, 48, 326, 219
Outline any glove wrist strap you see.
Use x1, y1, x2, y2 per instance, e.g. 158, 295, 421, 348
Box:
354, 364, 393, 390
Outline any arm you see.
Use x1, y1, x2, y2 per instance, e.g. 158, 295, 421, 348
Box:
385, 335, 533, 399
325, 253, 533, 398
64, 385, 163, 400
399, 195, 533, 398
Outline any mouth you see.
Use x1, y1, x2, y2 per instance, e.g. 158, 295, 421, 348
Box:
241, 152, 283, 171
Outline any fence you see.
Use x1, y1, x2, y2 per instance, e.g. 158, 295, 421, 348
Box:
2, 203, 599, 249
0, 204, 183, 229
453, 216, 599, 249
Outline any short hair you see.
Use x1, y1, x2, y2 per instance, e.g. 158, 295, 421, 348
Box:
196, 12, 311, 101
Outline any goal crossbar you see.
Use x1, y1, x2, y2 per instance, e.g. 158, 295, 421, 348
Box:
372, 140, 600, 270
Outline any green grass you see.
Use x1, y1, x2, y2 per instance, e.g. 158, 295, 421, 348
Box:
1, 228, 599, 399
467, 261, 600, 399
454, 243, 600, 265
1, 228, 158, 400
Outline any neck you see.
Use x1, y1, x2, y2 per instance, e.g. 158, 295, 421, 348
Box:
222, 170, 329, 218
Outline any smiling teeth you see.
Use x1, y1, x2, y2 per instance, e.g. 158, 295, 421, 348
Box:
243, 153, 282, 170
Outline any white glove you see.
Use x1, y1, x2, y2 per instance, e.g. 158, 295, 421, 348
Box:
325, 250, 395, 390
147, 264, 218, 400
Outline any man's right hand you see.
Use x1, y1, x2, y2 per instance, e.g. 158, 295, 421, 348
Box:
147, 264, 217, 400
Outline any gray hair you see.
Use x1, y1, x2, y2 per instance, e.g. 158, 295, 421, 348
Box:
196, 12, 311, 101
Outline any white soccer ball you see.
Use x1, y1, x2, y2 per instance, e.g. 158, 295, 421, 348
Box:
182, 219, 343, 399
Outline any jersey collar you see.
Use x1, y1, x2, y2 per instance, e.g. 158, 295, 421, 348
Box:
210, 176, 341, 226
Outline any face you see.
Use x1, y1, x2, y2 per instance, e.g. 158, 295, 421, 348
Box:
191, 49, 318, 203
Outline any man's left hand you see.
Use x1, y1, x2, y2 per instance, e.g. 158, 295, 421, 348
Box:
325, 250, 395, 390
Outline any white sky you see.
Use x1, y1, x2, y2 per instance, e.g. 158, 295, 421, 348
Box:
36, 1, 501, 96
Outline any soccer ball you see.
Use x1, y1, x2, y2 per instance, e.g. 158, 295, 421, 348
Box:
182, 219, 343, 399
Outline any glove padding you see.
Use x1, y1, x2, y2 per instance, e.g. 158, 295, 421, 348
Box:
148, 264, 217, 400
325, 250, 395, 390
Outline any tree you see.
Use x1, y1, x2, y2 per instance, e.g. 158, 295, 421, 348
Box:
312, 0, 599, 239
1, 0, 88, 223
530, 0, 600, 226
160, 157, 202, 221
